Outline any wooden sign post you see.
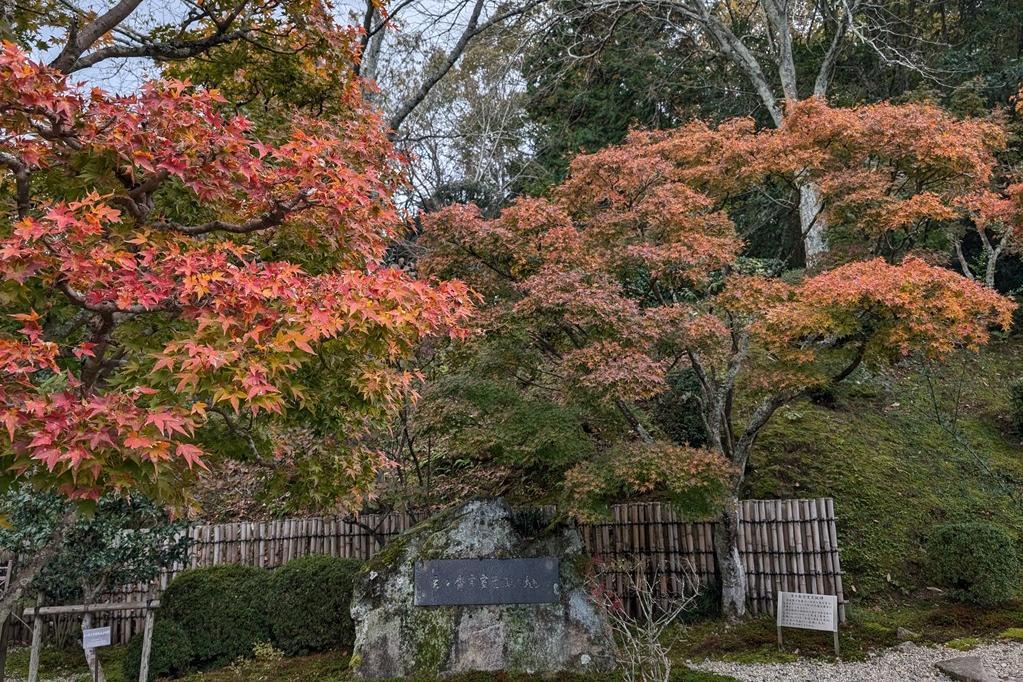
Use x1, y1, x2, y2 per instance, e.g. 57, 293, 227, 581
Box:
776, 591, 840, 656
81, 626, 111, 682
24, 600, 160, 682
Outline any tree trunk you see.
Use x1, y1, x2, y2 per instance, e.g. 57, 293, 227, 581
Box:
0, 601, 21, 682
0, 509, 76, 626
714, 495, 746, 619
799, 181, 828, 268
985, 253, 998, 289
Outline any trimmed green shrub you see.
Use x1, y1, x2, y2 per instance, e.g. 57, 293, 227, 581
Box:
268, 554, 362, 655
122, 619, 194, 682
927, 522, 1021, 605
160, 564, 272, 666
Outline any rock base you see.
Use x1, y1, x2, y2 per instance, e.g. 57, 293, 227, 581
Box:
935, 656, 996, 682
349, 499, 614, 678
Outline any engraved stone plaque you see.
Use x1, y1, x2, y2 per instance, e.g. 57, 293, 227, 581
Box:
414, 557, 560, 606
776, 591, 837, 632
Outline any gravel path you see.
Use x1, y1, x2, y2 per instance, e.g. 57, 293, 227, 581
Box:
689, 641, 1023, 681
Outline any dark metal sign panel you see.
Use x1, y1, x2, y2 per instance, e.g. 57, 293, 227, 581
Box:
414, 557, 560, 606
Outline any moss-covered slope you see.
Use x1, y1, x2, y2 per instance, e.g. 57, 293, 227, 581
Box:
745, 339, 1023, 597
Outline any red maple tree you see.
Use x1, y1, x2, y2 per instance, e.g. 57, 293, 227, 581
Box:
422, 100, 1014, 617
0, 42, 471, 503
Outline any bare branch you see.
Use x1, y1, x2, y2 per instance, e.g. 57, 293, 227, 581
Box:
387, 0, 543, 132
49, 0, 147, 72
154, 193, 311, 236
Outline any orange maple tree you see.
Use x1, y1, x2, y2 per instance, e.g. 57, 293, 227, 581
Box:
0, 42, 471, 503
422, 100, 1014, 617
643, 99, 1008, 267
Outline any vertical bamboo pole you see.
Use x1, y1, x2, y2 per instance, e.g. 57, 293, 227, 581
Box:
769, 501, 782, 602
808, 501, 824, 595
740, 501, 756, 614
612, 505, 626, 613
826, 498, 846, 622
761, 501, 773, 613
665, 507, 681, 597
601, 514, 613, 601
702, 522, 714, 584
792, 500, 807, 593
817, 499, 835, 596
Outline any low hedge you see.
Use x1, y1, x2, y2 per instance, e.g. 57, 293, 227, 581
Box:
927, 522, 1021, 605
160, 564, 272, 666
122, 619, 194, 682
268, 555, 363, 655
150, 556, 364, 673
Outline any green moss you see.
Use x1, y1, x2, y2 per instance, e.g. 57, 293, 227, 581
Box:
4, 645, 130, 682
175, 649, 352, 681
946, 636, 981, 651
860, 622, 894, 639
670, 670, 739, 682
504, 604, 564, 670
673, 600, 1023, 663
402, 606, 455, 674
748, 341, 1023, 597
1000, 628, 1023, 640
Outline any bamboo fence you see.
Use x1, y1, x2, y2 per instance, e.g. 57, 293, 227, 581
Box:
10, 498, 844, 645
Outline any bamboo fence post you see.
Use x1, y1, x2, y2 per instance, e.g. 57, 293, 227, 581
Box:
792, 500, 806, 593
826, 498, 846, 622
665, 507, 681, 596
612, 505, 625, 611
768, 501, 781, 601
742, 501, 758, 615
600, 516, 612, 600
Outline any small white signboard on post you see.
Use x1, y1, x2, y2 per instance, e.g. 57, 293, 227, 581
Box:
82, 626, 111, 682
81, 626, 111, 650
776, 591, 839, 656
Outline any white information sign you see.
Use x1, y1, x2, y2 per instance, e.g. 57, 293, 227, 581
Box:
777, 591, 837, 631
776, 591, 840, 655
81, 626, 111, 650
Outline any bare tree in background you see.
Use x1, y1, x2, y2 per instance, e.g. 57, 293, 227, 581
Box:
353, 0, 545, 132
399, 22, 543, 212
557, 0, 940, 266
350, 0, 546, 218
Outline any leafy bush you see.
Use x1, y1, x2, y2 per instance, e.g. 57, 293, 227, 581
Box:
268, 555, 362, 655
1010, 378, 1023, 434
927, 522, 1021, 605
161, 564, 272, 666
123, 619, 194, 682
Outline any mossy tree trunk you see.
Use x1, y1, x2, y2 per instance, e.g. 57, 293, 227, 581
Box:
714, 495, 747, 619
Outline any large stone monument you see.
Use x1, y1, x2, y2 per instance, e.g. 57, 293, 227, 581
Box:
349, 499, 614, 678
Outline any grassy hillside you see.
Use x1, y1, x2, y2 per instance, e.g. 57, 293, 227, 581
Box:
745, 338, 1023, 598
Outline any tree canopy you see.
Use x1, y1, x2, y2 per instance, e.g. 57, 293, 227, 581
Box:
0, 41, 471, 504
